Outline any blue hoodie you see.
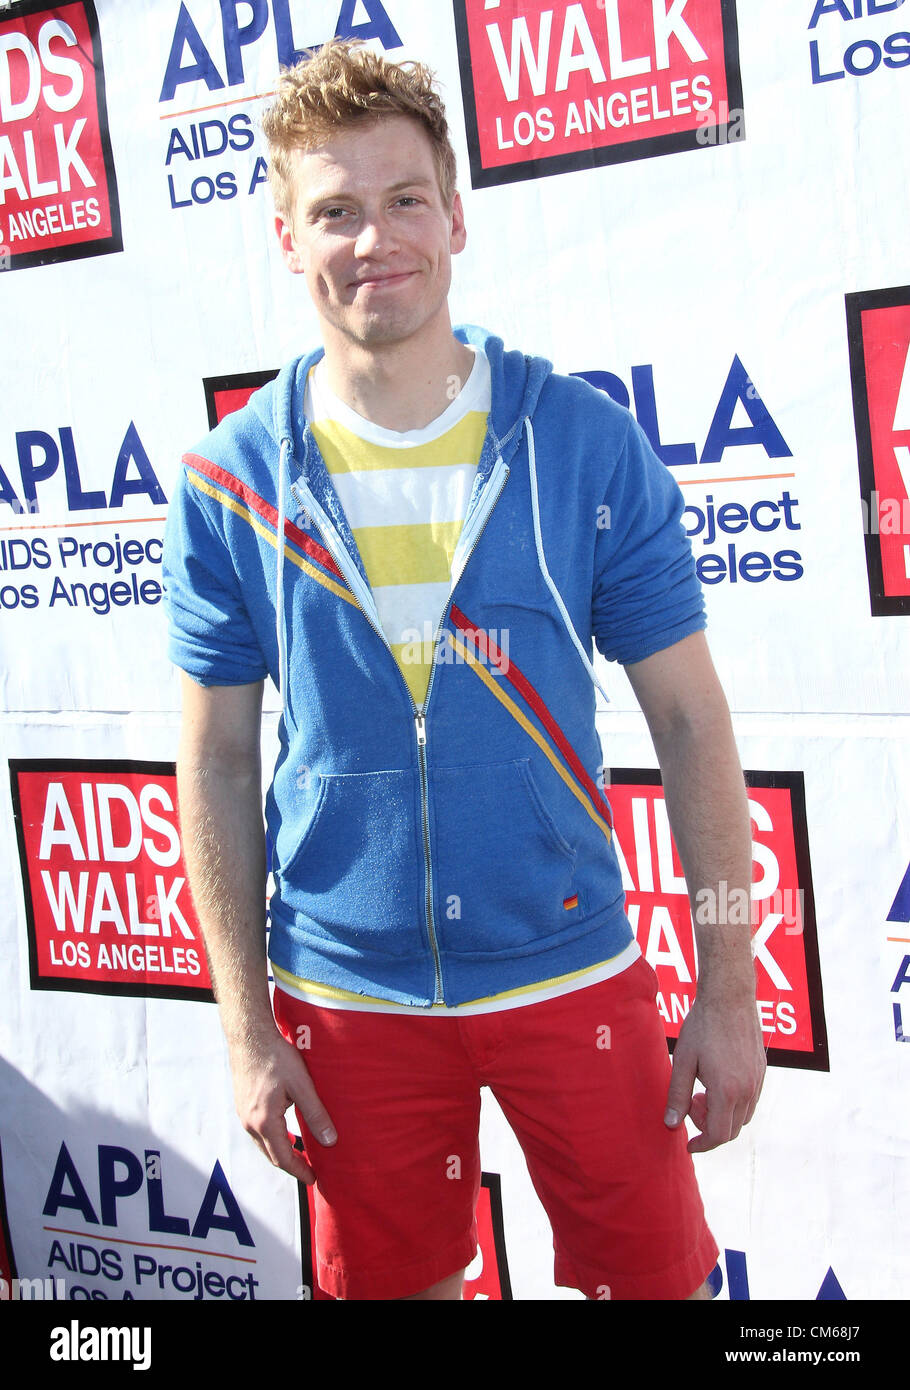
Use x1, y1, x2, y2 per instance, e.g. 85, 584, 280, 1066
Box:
163, 326, 705, 1007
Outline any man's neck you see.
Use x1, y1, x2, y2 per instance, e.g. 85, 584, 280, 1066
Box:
319, 323, 476, 433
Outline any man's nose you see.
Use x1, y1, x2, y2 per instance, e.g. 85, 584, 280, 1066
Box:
354, 212, 398, 258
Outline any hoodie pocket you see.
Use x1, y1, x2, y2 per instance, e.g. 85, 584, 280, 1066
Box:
278, 767, 423, 957
431, 758, 582, 956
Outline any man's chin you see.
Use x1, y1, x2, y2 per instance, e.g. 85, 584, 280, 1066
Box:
341, 312, 426, 350
321, 294, 450, 352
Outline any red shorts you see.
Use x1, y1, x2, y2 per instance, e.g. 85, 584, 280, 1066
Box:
272, 956, 717, 1300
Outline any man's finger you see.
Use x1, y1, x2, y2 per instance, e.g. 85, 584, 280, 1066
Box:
688, 1089, 708, 1134
664, 1047, 698, 1128
256, 1113, 318, 1183
687, 1087, 740, 1153
288, 1070, 337, 1149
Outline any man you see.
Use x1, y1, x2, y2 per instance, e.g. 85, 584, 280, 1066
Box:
163, 38, 765, 1302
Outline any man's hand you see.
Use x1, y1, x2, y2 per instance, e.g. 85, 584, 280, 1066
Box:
176, 675, 337, 1183
624, 632, 767, 1154
664, 991, 766, 1153
228, 1024, 337, 1184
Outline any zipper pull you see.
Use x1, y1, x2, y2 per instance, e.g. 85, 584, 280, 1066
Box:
415, 713, 427, 746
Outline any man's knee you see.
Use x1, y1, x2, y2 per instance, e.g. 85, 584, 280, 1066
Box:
685, 1279, 713, 1301
398, 1268, 466, 1301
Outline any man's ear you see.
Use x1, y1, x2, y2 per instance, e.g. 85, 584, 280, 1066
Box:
276, 213, 306, 275
450, 191, 467, 256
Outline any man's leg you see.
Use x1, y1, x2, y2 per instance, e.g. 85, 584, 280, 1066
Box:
272, 987, 481, 1300
586, 1277, 712, 1301
471, 958, 719, 1301
686, 1280, 713, 1301
400, 1269, 466, 1300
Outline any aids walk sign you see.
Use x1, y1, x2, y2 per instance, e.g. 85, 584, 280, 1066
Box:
9, 759, 213, 1001
0, 0, 122, 271
453, 0, 744, 188
609, 769, 828, 1071
846, 284, 910, 616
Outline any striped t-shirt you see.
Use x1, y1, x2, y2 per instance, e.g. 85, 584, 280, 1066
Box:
304, 347, 491, 708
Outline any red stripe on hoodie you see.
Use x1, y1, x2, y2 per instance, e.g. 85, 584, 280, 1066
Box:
184, 452, 345, 583
450, 602, 613, 830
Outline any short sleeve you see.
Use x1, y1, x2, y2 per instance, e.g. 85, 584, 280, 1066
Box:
592, 416, 706, 666
162, 463, 270, 687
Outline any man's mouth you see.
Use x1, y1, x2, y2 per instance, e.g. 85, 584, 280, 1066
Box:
352, 270, 415, 288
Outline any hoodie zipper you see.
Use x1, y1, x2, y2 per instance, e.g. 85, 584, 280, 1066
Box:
416, 456, 510, 1001
290, 454, 511, 1004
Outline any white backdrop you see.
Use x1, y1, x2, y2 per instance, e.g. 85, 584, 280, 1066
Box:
2, 0, 909, 1302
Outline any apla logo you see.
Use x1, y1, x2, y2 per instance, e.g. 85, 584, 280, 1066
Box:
711, 1248, 847, 1300
0, 422, 166, 517
44, 1142, 253, 1245
574, 355, 792, 468
159, 1, 402, 211
0, 425, 167, 613
159, 0, 402, 101
41, 1141, 261, 1301
576, 356, 802, 588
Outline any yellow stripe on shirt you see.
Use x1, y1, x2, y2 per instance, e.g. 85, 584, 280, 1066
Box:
313, 412, 488, 474
353, 519, 464, 588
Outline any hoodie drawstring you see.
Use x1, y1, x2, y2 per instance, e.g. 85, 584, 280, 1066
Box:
525, 417, 611, 706
276, 435, 291, 716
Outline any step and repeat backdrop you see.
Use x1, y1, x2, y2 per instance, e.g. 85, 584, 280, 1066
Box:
1, 0, 908, 1302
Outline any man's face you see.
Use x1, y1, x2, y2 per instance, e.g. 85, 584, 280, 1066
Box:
275, 115, 466, 352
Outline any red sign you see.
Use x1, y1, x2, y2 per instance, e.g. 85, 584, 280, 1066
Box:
609, 769, 827, 1071
10, 760, 212, 1000
203, 369, 280, 429
0, 0, 121, 270
298, 1170, 511, 1299
463, 1174, 512, 1301
453, 0, 743, 187
847, 285, 910, 616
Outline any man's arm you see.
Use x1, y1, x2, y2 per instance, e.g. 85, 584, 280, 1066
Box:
176, 673, 336, 1180
623, 631, 766, 1153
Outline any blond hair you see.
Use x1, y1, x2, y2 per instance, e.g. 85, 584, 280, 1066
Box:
262, 38, 458, 218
